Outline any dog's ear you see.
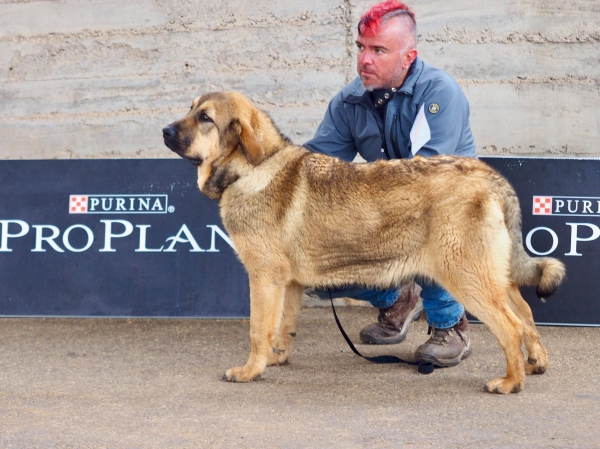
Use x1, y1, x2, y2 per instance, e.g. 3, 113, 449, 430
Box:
228, 93, 279, 166
238, 114, 266, 166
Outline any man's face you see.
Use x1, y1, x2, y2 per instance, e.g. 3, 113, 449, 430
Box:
356, 17, 415, 91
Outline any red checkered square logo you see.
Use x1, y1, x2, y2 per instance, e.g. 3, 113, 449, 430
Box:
532, 196, 552, 215
69, 195, 88, 213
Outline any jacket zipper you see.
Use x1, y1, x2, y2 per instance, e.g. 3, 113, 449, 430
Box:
391, 114, 402, 159
365, 107, 391, 160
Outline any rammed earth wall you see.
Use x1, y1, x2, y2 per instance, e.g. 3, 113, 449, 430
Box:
1, 0, 599, 159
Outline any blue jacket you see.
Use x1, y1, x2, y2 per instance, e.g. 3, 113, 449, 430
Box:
304, 57, 476, 162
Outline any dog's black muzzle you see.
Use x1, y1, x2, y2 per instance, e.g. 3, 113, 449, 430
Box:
162, 125, 181, 153
162, 124, 176, 140
162, 125, 202, 166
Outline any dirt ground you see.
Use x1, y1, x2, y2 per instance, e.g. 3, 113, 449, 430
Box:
0, 307, 599, 448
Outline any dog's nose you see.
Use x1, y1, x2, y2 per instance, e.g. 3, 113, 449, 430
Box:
162, 126, 176, 139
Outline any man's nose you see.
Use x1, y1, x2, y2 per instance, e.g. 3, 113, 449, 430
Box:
358, 50, 372, 66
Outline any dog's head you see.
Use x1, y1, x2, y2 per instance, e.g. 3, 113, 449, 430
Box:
163, 92, 283, 199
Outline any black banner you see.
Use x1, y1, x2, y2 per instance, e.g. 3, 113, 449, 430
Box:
484, 157, 600, 326
0, 157, 599, 325
0, 159, 249, 318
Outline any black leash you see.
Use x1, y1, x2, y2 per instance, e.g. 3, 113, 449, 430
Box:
328, 289, 434, 374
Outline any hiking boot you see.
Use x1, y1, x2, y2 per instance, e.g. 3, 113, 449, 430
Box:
359, 282, 424, 345
414, 313, 471, 367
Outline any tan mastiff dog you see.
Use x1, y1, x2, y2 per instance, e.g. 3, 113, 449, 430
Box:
163, 91, 565, 394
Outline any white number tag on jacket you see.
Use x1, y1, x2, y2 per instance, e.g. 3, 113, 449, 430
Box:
410, 103, 431, 156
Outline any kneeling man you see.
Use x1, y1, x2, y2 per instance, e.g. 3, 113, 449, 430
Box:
305, 0, 477, 367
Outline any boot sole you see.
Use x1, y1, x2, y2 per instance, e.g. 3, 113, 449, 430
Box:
359, 300, 424, 345
415, 343, 472, 368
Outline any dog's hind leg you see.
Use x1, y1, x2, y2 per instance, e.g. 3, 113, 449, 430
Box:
268, 281, 304, 366
464, 289, 525, 394
450, 274, 525, 394
507, 283, 548, 375
224, 276, 287, 382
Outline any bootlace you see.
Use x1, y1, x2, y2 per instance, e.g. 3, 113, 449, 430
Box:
426, 325, 467, 346
426, 326, 452, 345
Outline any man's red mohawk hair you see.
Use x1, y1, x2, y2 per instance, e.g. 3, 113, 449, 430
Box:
358, 1, 415, 37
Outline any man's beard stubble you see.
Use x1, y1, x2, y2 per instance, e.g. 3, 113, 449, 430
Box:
358, 54, 407, 92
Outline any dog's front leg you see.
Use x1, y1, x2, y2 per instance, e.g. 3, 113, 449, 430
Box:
267, 281, 304, 366
224, 277, 286, 382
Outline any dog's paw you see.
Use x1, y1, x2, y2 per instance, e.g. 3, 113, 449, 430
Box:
524, 356, 548, 375
267, 346, 290, 366
222, 366, 262, 383
484, 377, 524, 394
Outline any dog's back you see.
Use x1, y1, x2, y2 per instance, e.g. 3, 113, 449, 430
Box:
238, 149, 565, 297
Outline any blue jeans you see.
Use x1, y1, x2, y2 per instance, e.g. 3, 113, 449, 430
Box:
315, 280, 464, 329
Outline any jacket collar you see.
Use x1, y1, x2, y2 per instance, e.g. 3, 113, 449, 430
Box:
344, 57, 424, 105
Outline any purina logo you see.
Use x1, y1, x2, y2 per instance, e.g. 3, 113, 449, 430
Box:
69, 195, 172, 214
533, 196, 600, 217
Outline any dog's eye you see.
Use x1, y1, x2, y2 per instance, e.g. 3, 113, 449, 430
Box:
198, 112, 213, 123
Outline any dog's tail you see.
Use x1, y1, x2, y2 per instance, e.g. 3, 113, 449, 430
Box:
494, 172, 566, 299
